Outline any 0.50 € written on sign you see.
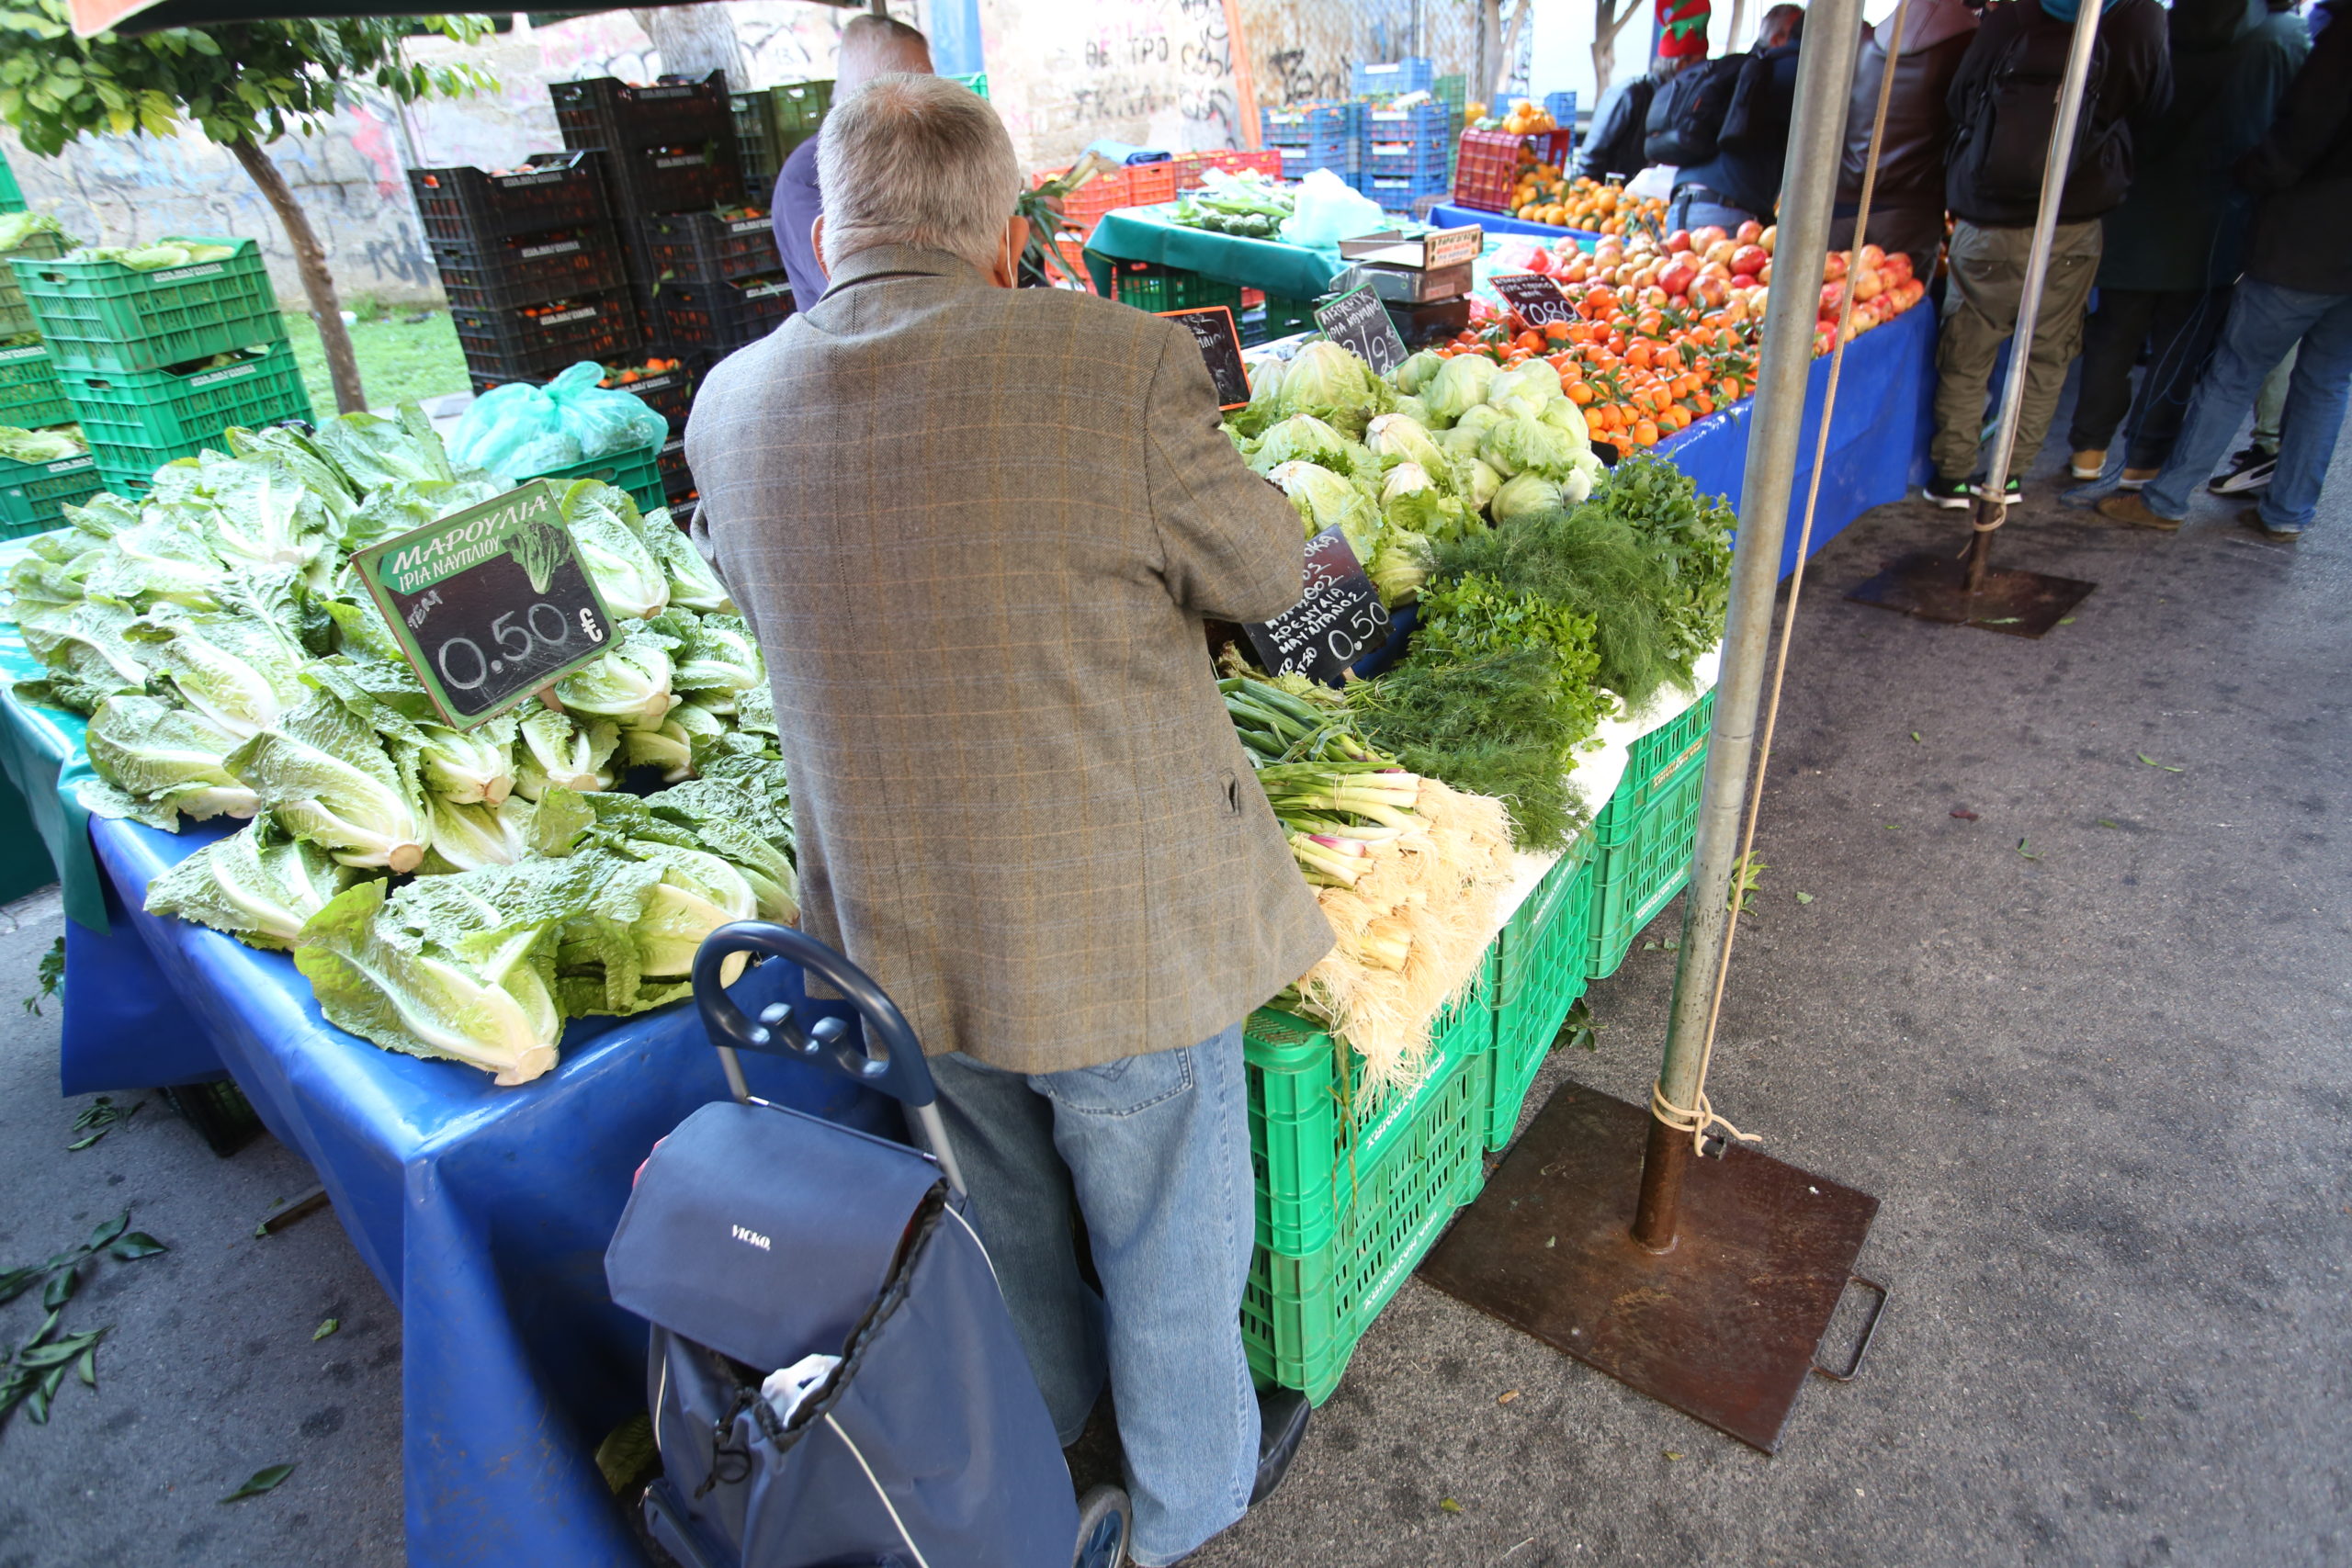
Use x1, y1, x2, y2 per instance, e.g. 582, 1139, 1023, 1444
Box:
350, 479, 618, 729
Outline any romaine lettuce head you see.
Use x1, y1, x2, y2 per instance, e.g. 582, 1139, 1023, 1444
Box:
420, 795, 531, 874
227, 690, 427, 872
344, 477, 509, 552
83, 694, 259, 830
1492, 471, 1566, 526
144, 820, 365, 952
514, 707, 620, 798
645, 775, 797, 923
627, 842, 758, 982
123, 612, 309, 740
1247, 413, 1373, 479
1480, 414, 1585, 481
77, 514, 227, 611
622, 716, 697, 784
664, 611, 761, 695
558, 479, 670, 622
1266, 461, 1384, 562
295, 876, 562, 1086
1424, 354, 1500, 423
417, 714, 516, 806
642, 511, 737, 615
556, 625, 679, 732
308, 404, 466, 492
15, 599, 150, 714
1392, 349, 1445, 396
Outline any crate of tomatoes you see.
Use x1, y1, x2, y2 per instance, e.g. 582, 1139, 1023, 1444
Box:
601, 355, 695, 434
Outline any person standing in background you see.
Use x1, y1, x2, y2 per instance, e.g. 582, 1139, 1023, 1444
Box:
1581, 33, 1707, 184
770, 14, 932, 313
2064, 0, 2308, 491
1924, 0, 2170, 508
1828, 0, 1980, 284
1668, 4, 1807, 233
2099, 0, 2352, 540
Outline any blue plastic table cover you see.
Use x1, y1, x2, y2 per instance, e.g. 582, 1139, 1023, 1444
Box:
85, 812, 896, 1567
1427, 201, 1604, 246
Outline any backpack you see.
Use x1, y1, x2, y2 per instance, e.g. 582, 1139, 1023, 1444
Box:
1644, 54, 1747, 166
1948, 6, 2112, 211
1716, 46, 1794, 155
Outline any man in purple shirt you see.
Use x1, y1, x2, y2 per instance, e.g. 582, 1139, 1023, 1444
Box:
774, 15, 934, 310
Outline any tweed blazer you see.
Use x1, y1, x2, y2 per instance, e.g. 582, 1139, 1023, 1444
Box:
685, 243, 1333, 1074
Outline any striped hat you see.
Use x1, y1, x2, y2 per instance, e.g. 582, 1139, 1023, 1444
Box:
1657, 0, 1713, 56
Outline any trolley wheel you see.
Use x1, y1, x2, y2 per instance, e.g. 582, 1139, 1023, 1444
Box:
1072, 1483, 1131, 1568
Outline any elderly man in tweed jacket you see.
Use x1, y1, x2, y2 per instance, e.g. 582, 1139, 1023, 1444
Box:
687, 73, 1332, 1566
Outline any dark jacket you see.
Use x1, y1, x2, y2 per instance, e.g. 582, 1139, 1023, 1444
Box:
1675, 42, 1802, 218
2099, 0, 2308, 289
771, 136, 825, 316
1837, 0, 1980, 214
1580, 73, 1658, 181
2240, 0, 2352, 292
1944, 0, 2173, 227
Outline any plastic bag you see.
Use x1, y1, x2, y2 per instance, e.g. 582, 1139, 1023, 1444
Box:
446, 361, 668, 484
1279, 168, 1388, 247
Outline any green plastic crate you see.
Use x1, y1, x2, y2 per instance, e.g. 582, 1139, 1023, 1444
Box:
1486, 836, 1596, 1151
66, 339, 312, 491
1239, 1035, 1489, 1404
1586, 693, 1713, 979
0, 342, 72, 430
522, 442, 665, 517
1243, 293, 1318, 346
12, 237, 288, 376
949, 71, 989, 100
0, 149, 23, 214
0, 447, 101, 537
1247, 957, 1490, 1258
0, 228, 66, 339
1109, 263, 1242, 318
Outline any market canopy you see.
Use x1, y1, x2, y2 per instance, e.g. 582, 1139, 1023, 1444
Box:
70, 0, 859, 38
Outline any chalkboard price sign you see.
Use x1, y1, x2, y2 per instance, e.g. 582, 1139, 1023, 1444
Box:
350, 479, 619, 730
1241, 525, 1391, 687
1492, 271, 1577, 327
1314, 285, 1409, 378
1159, 305, 1250, 410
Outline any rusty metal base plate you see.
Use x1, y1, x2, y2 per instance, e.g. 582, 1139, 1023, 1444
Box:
1845, 549, 2095, 637
1419, 1082, 1877, 1452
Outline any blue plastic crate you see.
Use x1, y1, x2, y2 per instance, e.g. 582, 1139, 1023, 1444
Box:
1366, 142, 1453, 178
1281, 146, 1359, 181
1363, 170, 1451, 209
1262, 103, 1360, 141
1544, 91, 1579, 127
1353, 58, 1435, 97
1362, 100, 1454, 141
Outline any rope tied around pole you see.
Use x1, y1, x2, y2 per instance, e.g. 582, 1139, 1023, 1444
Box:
1671, 0, 1914, 1154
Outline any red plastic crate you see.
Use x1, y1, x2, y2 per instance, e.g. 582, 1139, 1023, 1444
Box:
1035, 165, 1131, 238
1452, 128, 1576, 214
1125, 162, 1179, 207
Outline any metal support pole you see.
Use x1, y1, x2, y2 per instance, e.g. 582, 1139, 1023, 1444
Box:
1631, 0, 1863, 1253
1966, 0, 2102, 590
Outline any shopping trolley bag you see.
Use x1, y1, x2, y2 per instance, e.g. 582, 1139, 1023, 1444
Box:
605, 922, 1086, 1568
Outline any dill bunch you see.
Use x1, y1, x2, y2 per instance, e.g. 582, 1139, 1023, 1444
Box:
1347, 646, 1589, 852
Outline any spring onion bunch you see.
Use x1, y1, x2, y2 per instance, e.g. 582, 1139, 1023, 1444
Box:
1224, 675, 1426, 910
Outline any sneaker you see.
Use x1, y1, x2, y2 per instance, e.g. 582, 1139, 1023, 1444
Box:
2117, 467, 2160, 491
2069, 448, 2107, 480
1925, 475, 1973, 510
2095, 492, 2185, 532
2239, 506, 2302, 541
1972, 476, 2023, 504
2209, 446, 2278, 496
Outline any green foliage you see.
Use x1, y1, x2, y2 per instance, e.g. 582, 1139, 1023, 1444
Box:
1438, 504, 1681, 705
1346, 646, 1588, 852
1574, 453, 1736, 677
0, 2, 492, 155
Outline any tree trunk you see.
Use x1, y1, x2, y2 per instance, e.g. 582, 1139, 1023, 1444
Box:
1493, 0, 1530, 103
1591, 0, 1646, 112
226, 134, 364, 415
1727, 0, 1748, 51
1475, 0, 1499, 111
631, 4, 747, 88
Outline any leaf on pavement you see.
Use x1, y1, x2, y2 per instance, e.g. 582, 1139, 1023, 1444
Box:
219, 1464, 297, 1503
108, 1233, 168, 1262
312, 1318, 339, 1342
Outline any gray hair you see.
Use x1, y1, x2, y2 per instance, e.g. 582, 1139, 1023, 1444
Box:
818, 74, 1021, 276
836, 13, 932, 91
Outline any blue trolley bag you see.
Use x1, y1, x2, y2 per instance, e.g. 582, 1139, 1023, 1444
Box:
605, 922, 1093, 1568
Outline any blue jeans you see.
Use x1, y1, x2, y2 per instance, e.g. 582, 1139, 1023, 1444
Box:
2143, 278, 2352, 533
1668, 192, 1757, 235
930, 1026, 1257, 1567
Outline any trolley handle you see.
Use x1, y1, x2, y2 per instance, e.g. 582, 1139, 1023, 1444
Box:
691, 921, 965, 1194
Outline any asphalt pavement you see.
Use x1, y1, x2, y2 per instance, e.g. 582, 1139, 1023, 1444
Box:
1, 412, 2347, 1568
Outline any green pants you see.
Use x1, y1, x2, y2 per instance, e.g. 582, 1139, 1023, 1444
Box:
1930, 218, 2103, 481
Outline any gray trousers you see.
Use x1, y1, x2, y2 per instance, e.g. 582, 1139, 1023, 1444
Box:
1930, 218, 2103, 481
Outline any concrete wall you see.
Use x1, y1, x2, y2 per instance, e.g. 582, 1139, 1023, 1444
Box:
0, 5, 863, 312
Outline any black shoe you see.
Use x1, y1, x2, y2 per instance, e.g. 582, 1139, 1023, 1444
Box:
1250, 1389, 1311, 1506
1925, 475, 1973, 510
1972, 475, 2023, 504
2210, 446, 2278, 496
2239, 506, 2302, 541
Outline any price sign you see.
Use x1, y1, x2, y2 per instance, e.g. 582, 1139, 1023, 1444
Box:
1314, 285, 1409, 378
350, 480, 618, 730
1159, 305, 1250, 410
1241, 526, 1391, 687
1423, 224, 1485, 268
1492, 271, 1577, 327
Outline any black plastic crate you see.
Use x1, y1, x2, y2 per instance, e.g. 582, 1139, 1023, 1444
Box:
408, 152, 607, 247
644, 209, 781, 285
659, 271, 793, 354
602, 141, 744, 226
451, 289, 644, 384
554, 73, 733, 152
658, 434, 695, 505
430, 226, 628, 313
604, 359, 695, 434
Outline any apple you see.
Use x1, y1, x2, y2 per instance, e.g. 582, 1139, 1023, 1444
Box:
1736, 220, 1764, 244
1759, 224, 1777, 254
1853, 266, 1884, 301
1730, 243, 1768, 277
1666, 228, 1693, 254
1758, 258, 1773, 285
1819, 281, 1847, 319
1880, 251, 1915, 284
1658, 259, 1699, 297
1822, 251, 1849, 283
1692, 273, 1731, 308
1690, 224, 1729, 250
1858, 243, 1886, 272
